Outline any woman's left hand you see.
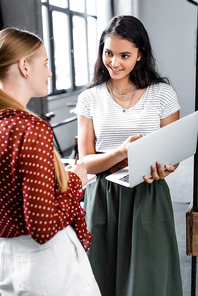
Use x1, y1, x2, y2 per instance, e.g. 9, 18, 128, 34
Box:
143, 162, 179, 184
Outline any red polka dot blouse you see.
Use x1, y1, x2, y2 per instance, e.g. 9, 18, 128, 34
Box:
0, 109, 93, 251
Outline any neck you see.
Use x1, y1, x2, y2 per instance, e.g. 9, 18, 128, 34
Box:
1, 81, 29, 109
109, 78, 135, 90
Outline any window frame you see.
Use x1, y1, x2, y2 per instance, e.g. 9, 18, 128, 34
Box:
41, 0, 97, 96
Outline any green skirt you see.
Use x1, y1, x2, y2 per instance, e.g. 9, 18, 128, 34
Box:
84, 173, 183, 296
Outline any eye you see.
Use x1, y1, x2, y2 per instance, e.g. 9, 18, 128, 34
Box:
122, 54, 129, 59
105, 50, 113, 56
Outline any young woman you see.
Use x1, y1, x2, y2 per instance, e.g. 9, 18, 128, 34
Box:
76, 15, 183, 296
0, 27, 101, 296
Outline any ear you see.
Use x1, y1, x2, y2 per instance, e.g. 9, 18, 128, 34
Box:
137, 47, 145, 61
137, 53, 142, 62
18, 58, 29, 78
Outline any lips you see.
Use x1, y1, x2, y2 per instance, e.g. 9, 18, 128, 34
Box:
109, 65, 123, 73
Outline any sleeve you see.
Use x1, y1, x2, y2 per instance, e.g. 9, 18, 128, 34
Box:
18, 120, 92, 251
159, 84, 181, 119
75, 89, 93, 119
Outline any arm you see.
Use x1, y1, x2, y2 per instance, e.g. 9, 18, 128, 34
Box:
160, 111, 179, 127
78, 114, 142, 174
144, 110, 180, 183
19, 120, 92, 249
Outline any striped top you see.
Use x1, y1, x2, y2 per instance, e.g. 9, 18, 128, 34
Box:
76, 82, 180, 152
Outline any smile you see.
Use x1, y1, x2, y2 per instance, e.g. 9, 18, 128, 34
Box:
109, 65, 123, 72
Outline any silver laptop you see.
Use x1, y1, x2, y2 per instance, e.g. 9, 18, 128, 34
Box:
105, 111, 198, 188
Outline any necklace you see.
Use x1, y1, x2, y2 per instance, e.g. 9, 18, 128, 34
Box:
108, 80, 135, 98
108, 81, 135, 102
108, 83, 137, 112
122, 88, 137, 112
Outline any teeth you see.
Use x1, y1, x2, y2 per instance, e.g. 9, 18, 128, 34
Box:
110, 66, 121, 72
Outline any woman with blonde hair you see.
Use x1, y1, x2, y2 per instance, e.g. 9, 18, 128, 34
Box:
0, 27, 101, 296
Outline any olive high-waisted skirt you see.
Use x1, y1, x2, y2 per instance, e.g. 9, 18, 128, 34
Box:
84, 173, 183, 296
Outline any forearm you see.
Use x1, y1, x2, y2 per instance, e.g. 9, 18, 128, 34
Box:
81, 148, 126, 174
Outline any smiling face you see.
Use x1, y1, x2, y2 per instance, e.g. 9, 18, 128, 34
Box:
102, 34, 141, 84
27, 44, 52, 97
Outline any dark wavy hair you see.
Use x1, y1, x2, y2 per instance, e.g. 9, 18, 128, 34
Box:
90, 15, 169, 89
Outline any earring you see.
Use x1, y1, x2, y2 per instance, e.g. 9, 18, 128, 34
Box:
26, 73, 29, 77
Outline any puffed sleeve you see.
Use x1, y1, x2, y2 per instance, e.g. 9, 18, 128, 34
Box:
18, 119, 92, 251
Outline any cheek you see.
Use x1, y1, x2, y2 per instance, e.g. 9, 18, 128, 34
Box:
128, 60, 137, 71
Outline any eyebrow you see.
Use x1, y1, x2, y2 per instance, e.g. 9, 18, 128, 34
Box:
104, 48, 132, 55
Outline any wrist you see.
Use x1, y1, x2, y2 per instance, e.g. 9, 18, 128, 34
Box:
113, 147, 127, 162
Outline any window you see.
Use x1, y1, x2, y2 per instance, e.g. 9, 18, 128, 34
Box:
41, 0, 97, 96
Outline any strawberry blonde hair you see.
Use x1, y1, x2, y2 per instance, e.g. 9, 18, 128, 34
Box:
0, 27, 68, 192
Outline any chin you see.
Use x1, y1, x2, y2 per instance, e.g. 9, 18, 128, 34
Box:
38, 90, 49, 97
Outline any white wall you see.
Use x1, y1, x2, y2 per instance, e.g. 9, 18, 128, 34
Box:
138, 0, 197, 117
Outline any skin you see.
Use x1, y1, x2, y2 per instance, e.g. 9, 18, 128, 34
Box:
0, 43, 88, 186
78, 34, 179, 183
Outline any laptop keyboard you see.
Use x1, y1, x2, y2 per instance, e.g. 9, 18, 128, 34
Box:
119, 174, 129, 183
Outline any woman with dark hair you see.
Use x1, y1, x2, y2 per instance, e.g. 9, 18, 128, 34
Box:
76, 15, 182, 296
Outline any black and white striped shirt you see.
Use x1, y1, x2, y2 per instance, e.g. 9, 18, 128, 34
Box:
76, 83, 180, 152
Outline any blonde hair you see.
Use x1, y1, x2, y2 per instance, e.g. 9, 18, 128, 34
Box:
0, 27, 68, 192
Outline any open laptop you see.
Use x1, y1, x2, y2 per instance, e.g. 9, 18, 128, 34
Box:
105, 111, 198, 188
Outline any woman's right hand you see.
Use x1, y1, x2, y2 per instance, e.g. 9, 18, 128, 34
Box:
66, 162, 88, 187
119, 134, 142, 158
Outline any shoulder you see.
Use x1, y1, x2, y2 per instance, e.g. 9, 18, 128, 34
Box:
148, 83, 176, 95
147, 83, 180, 117
4, 109, 52, 135
146, 83, 178, 103
77, 84, 107, 115
78, 83, 106, 99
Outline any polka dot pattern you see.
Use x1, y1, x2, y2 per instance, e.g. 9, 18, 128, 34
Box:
0, 109, 93, 251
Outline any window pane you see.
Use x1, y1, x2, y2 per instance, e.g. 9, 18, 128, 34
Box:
73, 16, 88, 86
52, 11, 71, 90
42, 5, 52, 94
86, 0, 97, 15
70, 0, 85, 13
87, 17, 97, 82
49, 0, 68, 8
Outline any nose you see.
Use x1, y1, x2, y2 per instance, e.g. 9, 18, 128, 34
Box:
111, 55, 120, 68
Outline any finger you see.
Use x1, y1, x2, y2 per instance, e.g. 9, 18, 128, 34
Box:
128, 134, 142, 143
65, 165, 72, 170
165, 164, 175, 172
151, 165, 160, 180
143, 175, 154, 184
162, 164, 177, 178
156, 161, 166, 179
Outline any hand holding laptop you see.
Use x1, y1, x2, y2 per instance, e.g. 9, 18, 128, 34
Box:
106, 111, 198, 188
143, 161, 179, 183
119, 134, 142, 158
